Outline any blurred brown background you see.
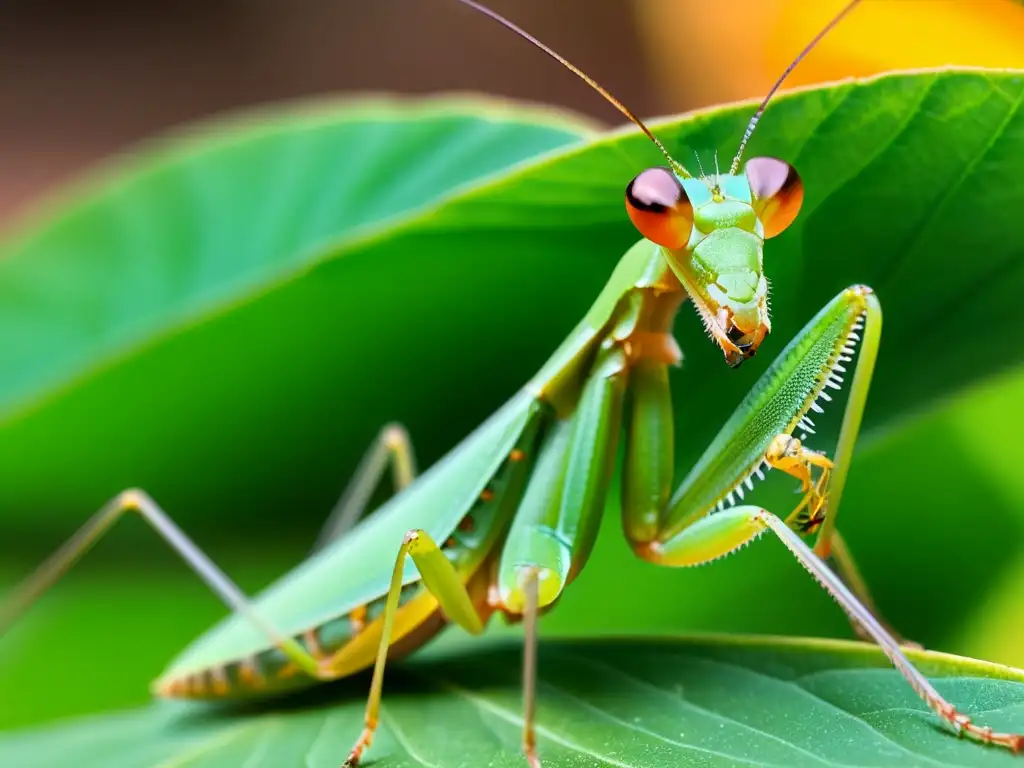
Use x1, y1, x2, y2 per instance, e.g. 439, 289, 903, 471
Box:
0, 0, 663, 223
5, 0, 1024, 226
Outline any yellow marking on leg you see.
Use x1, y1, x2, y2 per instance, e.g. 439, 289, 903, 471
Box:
163, 677, 186, 697
238, 657, 264, 689
190, 671, 207, 696
480, 488, 496, 503
765, 433, 831, 491
350, 604, 368, 634
765, 433, 835, 533
304, 628, 325, 660
210, 666, 229, 696
509, 448, 526, 462
278, 661, 302, 680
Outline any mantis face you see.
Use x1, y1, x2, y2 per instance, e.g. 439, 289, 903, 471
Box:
625, 157, 804, 367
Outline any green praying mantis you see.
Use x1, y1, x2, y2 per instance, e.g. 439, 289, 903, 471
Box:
3, 0, 1023, 766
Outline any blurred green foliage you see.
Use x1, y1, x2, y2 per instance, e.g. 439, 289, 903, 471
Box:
1, 69, 1024, 761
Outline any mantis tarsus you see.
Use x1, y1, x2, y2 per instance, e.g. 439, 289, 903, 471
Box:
3, 0, 1022, 765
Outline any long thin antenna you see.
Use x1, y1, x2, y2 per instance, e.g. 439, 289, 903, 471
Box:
730, 0, 862, 175
693, 150, 706, 179
455, 0, 691, 179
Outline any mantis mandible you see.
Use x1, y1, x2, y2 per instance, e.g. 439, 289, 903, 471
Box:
3, 1, 1022, 766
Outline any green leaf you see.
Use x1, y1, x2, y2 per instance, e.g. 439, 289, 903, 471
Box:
1, 636, 1022, 767
1, 70, 1023, 538
0, 96, 593, 530
4, 70, 1024, 755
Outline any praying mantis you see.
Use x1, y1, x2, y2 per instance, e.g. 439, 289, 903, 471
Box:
3, 0, 1023, 766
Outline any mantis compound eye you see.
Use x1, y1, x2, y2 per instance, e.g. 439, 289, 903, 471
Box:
625, 167, 694, 249
744, 156, 804, 239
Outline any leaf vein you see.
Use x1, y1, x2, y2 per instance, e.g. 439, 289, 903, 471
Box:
536, 677, 776, 768
437, 679, 640, 767
380, 707, 442, 768
681, 652, 956, 768
548, 648, 843, 768
875, 77, 1024, 294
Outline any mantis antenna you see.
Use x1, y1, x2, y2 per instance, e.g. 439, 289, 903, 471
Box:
454, 0, 692, 179
730, 0, 863, 175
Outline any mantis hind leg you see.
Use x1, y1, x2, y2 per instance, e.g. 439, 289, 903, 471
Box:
638, 506, 1024, 752
311, 422, 418, 553
826, 528, 921, 648
0, 489, 324, 680
343, 529, 490, 767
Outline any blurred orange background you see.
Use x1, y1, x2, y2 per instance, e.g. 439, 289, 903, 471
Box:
639, 0, 1024, 108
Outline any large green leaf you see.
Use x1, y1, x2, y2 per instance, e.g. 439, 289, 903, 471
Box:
1, 70, 1022, 539
1, 636, 1023, 767
0, 96, 593, 533
4, 70, 1024, 752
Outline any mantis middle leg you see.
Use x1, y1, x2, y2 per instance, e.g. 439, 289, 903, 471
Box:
312, 422, 418, 552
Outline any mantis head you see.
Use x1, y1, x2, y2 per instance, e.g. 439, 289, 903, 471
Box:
612, 0, 856, 366
454, 0, 857, 368
624, 158, 804, 367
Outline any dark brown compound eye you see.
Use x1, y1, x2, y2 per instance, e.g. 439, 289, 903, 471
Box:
744, 156, 804, 239
625, 167, 694, 249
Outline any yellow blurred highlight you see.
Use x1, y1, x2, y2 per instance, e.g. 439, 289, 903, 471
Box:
953, 552, 1024, 668
634, 0, 1024, 112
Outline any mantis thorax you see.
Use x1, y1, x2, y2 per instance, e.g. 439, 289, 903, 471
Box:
661, 173, 770, 367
